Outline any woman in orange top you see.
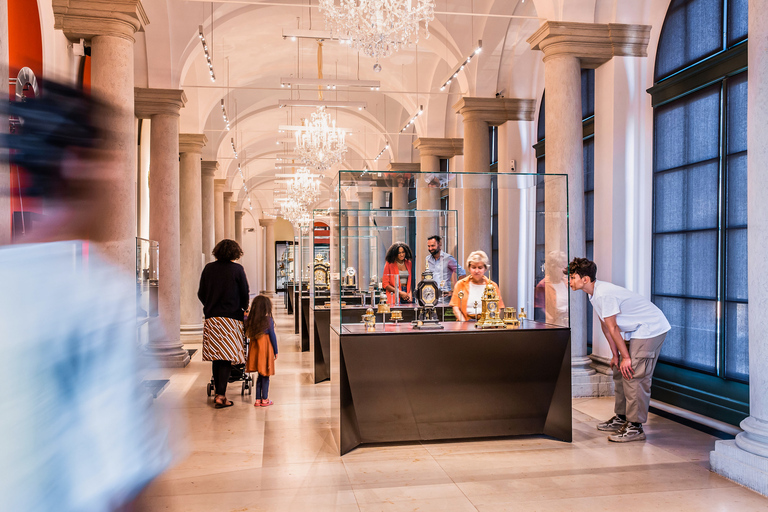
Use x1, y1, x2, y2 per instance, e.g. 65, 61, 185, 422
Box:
381, 242, 413, 305
450, 250, 504, 321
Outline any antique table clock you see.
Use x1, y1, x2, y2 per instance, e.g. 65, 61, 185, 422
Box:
313, 253, 330, 290
412, 267, 443, 330
475, 283, 506, 329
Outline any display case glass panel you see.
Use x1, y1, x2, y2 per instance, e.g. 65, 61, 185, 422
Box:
329, 171, 569, 332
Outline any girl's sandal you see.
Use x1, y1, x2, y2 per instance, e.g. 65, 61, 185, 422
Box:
254, 399, 263, 407
261, 399, 274, 407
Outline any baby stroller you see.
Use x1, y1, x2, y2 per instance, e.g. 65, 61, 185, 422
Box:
206, 337, 254, 396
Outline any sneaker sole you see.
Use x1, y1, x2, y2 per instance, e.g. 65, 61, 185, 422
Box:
597, 425, 625, 432
608, 432, 646, 442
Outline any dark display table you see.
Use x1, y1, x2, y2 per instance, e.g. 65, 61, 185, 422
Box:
293, 290, 300, 334
285, 283, 294, 314
330, 321, 571, 454
300, 296, 310, 352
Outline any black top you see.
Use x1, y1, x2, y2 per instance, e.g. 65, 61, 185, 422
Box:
198, 260, 250, 320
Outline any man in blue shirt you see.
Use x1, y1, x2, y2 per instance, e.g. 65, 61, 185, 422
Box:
425, 235, 460, 300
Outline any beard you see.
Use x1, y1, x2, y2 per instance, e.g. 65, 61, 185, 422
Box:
429, 248, 440, 257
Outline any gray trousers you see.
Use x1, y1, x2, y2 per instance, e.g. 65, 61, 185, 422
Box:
613, 332, 667, 424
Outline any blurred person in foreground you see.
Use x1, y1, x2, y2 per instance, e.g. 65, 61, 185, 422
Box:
0, 81, 172, 511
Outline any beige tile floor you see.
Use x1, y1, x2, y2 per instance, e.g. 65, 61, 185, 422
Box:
143, 297, 767, 511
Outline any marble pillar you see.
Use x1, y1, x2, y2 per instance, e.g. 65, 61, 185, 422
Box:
454, 99, 535, 262
234, 210, 244, 246
135, 87, 189, 367
229, 200, 237, 244
201, 161, 218, 262
259, 218, 276, 296
223, 191, 233, 240
214, 179, 226, 244
387, 163, 419, 244
346, 201, 359, 283
371, 188, 390, 278
179, 133, 207, 342
413, 138, 463, 270
710, 2, 768, 495
357, 192, 372, 290
528, 21, 651, 395
53, 1, 148, 275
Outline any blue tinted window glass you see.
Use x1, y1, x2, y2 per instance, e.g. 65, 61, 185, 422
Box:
725, 302, 749, 381
727, 0, 748, 46
581, 69, 595, 119
727, 72, 748, 154
653, 231, 718, 298
655, 296, 717, 373
725, 227, 748, 301
655, 0, 724, 81
654, 162, 719, 233
537, 92, 546, 142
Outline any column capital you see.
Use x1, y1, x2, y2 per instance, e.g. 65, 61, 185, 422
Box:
134, 88, 186, 118
527, 21, 651, 68
223, 191, 234, 202
235, 211, 245, 220
201, 160, 219, 177
453, 97, 535, 125
387, 162, 421, 173
413, 138, 464, 157
214, 178, 227, 191
179, 133, 207, 154
259, 218, 276, 228
53, 0, 148, 42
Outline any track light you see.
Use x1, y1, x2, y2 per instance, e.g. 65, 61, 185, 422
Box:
199, 25, 216, 82
439, 40, 482, 92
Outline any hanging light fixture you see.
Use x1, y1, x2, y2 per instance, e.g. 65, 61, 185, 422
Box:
295, 107, 347, 170
319, 0, 435, 71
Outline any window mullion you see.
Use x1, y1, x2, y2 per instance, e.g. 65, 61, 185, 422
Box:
716, 79, 728, 378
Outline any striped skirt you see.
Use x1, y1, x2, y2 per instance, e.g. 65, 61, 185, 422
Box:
202, 317, 245, 364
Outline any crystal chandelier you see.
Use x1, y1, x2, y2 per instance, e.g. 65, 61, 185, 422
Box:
285, 167, 321, 206
295, 107, 347, 171
319, 0, 435, 71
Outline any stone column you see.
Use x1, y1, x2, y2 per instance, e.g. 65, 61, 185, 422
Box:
178, 133, 207, 342
345, 200, 359, 282
711, 3, 768, 495
135, 88, 189, 367
528, 21, 650, 395
371, 188, 389, 282
201, 161, 218, 262
454, 98, 535, 263
259, 218, 276, 296
213, 179, 226, 243
357, 192, 373, 290
223, 191, 233, 240
387, 163, 419, 244
234, 210, 244, 246
413, 138, 463, 269
229, 200, 237, 244
53, 1, 148, 275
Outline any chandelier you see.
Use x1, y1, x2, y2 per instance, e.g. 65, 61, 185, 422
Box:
295, 107, 347, 171
285, 167, 321, 206
319, 0, 435, 71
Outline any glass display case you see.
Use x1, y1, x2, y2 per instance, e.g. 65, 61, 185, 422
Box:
329, 171, 570, 333
276, 242, 295, 292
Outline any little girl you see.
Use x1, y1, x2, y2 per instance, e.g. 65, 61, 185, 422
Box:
244, 295, 278, 406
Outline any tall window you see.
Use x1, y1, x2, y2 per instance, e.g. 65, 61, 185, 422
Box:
490, 126, 499, 274
649, 0, 748, 424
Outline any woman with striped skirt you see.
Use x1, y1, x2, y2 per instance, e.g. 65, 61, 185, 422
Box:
198, 239, 250, 408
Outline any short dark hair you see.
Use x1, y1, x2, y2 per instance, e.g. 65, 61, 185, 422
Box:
427, 235, 441, 243
565, 257, 597, 282
213, 239, 243, 261
385, 242, 412, 263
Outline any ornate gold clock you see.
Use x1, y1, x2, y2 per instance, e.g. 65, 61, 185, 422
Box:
475, 283, 506, 329
313, 253, 330, 289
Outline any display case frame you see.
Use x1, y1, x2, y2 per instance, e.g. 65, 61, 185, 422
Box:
327, 170, 572, 454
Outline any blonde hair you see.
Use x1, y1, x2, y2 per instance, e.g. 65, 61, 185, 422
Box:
466, 250, 490, 270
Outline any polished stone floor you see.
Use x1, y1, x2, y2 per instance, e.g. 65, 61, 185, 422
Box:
143, 297, 767, 511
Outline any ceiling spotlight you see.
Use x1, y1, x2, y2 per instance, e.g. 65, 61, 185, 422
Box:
438, 40, 482, 92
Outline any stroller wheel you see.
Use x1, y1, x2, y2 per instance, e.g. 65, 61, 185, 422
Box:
207, 382, 213, 397
241, 382, 246, 395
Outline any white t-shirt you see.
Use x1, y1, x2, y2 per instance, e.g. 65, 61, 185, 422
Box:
589, 280, 671, 340
467, 283, 485, 315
